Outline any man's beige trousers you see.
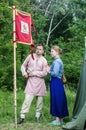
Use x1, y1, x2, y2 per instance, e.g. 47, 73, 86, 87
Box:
20, 94, 43, 119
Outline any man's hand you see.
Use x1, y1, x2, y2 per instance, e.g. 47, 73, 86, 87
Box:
28, 73, 32, 77
47, 65, 50, 73
24, 73, 29, 79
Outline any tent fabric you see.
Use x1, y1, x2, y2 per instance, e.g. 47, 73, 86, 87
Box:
62, 102, 86, 130
62, 49, 86, 130
73, 49, 86, 118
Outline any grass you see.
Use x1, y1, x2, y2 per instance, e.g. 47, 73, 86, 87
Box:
0, 85, 76, 130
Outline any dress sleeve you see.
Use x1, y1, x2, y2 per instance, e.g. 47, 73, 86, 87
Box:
21, 55, 30, 76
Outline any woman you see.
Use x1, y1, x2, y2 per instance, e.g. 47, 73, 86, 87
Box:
47, 45, 69, 125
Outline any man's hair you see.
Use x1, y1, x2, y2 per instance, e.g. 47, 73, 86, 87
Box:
37, 44, 43, 47
37, 44, 44, 49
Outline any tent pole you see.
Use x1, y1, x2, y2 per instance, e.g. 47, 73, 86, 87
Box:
85, 37, 86, 48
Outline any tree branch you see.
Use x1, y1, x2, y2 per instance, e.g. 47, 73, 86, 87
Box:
50, 12, 69, 34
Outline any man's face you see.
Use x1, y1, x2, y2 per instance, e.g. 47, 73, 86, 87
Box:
36, 46, 44, 55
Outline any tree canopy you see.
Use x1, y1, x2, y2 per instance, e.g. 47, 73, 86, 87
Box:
0, 0, 86, 90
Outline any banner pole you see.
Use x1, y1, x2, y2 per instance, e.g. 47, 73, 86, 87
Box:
13, 6, 17, 128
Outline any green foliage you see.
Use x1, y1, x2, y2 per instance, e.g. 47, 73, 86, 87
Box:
0, 0, 86, 90
0, 88, 76, 126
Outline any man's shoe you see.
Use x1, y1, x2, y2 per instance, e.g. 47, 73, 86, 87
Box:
17, 118, 24, 124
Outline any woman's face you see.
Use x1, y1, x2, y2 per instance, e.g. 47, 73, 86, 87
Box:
50, 49, 58, 58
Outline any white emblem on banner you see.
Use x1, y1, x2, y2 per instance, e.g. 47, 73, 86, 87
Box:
21, 21, 29, 34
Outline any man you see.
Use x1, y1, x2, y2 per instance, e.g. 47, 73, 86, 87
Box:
17, 44, 48, 124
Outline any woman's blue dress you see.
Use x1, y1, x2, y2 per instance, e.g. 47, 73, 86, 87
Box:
50, 77, 69, 118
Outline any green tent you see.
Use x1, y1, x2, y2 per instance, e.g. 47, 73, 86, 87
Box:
73, 48, 86, 118
62, 41, 86, 130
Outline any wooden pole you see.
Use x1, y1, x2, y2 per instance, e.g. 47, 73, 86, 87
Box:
13, 6, 17, 128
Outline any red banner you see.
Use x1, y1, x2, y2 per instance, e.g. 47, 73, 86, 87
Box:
15, 10, 34, 46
